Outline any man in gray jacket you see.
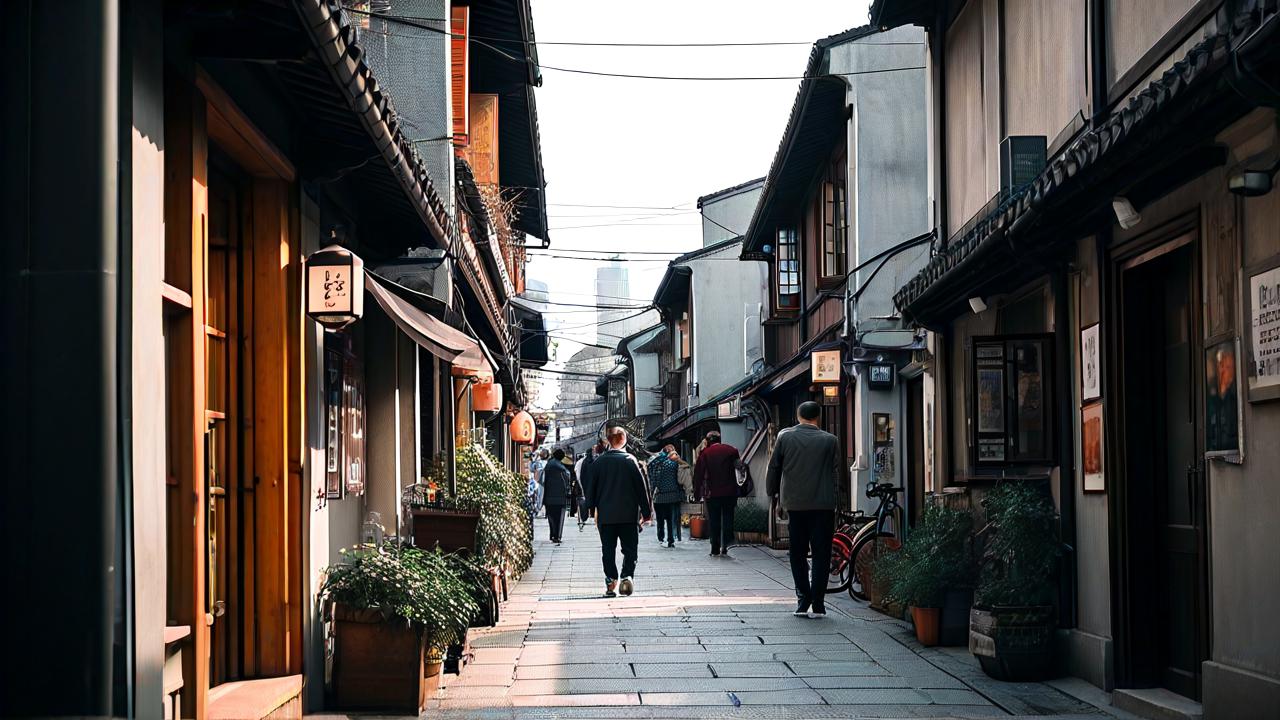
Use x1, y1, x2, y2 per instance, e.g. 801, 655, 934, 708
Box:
766, 401, 841, 618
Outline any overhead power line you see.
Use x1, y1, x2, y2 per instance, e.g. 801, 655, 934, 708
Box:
529, 248, 685, 256
529, 254, 676, 262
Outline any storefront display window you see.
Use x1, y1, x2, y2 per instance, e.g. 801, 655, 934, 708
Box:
971, 335, 1054, 467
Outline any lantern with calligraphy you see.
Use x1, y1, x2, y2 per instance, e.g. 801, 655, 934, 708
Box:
509, 410, 535, 444
306, 245, 364, 330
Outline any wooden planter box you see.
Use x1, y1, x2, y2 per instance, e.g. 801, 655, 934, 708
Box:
969, 605, 1055, 681
331, 605, 426, 714
735, 531, 768, 544
411, 508, 481, 553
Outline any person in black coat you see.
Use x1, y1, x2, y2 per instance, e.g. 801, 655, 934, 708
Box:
586, 427, 652, 597
542, 448, 572, 544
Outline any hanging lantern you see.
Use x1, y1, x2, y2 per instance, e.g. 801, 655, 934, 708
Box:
510, 410, 535, 444
306, 244, 364, 330
472, 372, 503, 413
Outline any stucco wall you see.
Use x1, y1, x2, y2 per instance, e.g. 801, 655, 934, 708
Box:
688, 242, 767, 401
700, 182, 763, 246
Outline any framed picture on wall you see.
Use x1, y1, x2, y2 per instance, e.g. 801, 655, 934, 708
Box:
1204, 337, 1244, 461
1081, 323, 1101, 402
1081, 401, 1104, 493
1244, 254, 1280, 403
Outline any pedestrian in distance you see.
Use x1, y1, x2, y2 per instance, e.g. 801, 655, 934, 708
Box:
586, 426, 652, 597
542, 448, 572, 544
694, 431, 740, 557
576, 440, 607, 531
648, 445, 684, 548
531, 448, 549, 518
766, 401, 841, 619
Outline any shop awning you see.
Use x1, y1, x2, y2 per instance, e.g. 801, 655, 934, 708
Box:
365, 274, 490, 375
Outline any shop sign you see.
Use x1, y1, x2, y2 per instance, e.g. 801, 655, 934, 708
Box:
811, 349, 841, 383
717, 397, 740, 419
821, 385, 840, 406
867, 363, 895, 390
306, 245, 364, 330
1246, 255, 1280, 402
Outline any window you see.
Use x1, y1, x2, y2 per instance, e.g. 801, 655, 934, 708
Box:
971, 335, 1054, 466
821, 174, 847, 279
776, 227, 800, 312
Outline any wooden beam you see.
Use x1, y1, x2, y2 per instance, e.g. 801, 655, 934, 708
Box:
197, 66, 296, 182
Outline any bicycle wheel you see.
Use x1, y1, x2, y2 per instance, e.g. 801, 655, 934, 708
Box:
826, 533, 854, 593
848, 532, 900, 602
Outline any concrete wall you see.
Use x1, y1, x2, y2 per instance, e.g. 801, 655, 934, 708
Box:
700, 181, 763, 246
632, 350, 663, 417
688, 242, 767, 401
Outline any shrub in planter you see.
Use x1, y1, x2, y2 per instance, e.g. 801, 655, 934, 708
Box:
733, 501, 769, 544
875, 505, 975, 646
969, 483, 1064, 681
321, 545, 479, 712
454, 442, 534, 579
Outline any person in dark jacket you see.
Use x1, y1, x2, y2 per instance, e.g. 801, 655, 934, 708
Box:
587, 427, 651, 597
766, 401, 841, 618
694, 431, 741, 557
577, 440, 607, 530
648, 445, 684, 548
542, 449, 572, 544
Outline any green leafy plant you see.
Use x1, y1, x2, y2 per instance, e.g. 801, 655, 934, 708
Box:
733, 501, 769, 533
877, 504, 976, 608
454, 441, 533, 578
320, 544, 479, 649
975, 482, 1063, 608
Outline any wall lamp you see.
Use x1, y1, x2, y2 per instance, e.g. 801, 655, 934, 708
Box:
968, 296, 987, 314
1228, 159, 1280, 197
1112, 197, 1142, 230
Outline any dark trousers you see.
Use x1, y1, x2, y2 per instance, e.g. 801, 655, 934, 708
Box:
654, 502, 680, 543
706, 496, 737, 553
598, 522, 639, 581
787, 509, 835, 610
546, 504, 566, 541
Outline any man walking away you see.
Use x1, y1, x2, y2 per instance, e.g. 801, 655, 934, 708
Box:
694, 431, 741, 557
766, 401, 840, 618
577, 440, 606, 531
587, 427, 651, 597
648, 445, 683, 548
542, 449, 572, 544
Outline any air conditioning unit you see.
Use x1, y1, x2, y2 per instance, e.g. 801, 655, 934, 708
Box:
1000, 136, 1046, 197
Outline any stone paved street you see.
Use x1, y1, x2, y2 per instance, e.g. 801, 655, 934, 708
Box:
411, 521, 1116, 719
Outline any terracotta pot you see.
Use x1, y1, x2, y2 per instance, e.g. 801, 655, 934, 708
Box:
424, 655, 444, 692
910, 606, 941, 647
689, 515, 708, 538
331, 604, 426, 714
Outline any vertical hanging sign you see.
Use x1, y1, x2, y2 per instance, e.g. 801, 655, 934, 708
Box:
306, 245, 364, 330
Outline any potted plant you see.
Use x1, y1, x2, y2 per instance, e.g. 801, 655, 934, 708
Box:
688, 512, 708, 539
876, 505, 975, 646
733, 501, 769, 544
321, 545, 479, 712
969, 482, 1064, 681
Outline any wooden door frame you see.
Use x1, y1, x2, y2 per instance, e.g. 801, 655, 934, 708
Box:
1105, 211, 1211, 696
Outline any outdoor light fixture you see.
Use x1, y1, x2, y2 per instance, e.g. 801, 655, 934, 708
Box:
306, 243, 365, 330
969, 296, 988, 314
1112, 196, 1142, 230
1228, 160, 1280, 197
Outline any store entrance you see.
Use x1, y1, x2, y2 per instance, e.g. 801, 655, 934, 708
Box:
1117, 235, 1207, 700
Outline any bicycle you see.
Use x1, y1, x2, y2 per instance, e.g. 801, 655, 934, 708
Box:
825, 509, 871, 593
847, 482, 905, 602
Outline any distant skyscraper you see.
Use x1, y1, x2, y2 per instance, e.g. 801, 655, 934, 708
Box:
595, 260, 656, 344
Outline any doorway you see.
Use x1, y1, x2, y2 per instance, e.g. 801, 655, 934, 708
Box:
1116, 234, 1207, 700
904, 374, 925, 528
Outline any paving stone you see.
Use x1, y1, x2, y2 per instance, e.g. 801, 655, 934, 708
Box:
924, 688, 991, 705
815, 688, 934, 705
510, 693, 639, 707
708, 661, 795, 678
632, 662, 713, 678
515, 663, 635, 680
785, 660, 888, 677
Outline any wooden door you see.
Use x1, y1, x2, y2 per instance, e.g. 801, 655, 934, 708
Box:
1118, 237, 1207, 700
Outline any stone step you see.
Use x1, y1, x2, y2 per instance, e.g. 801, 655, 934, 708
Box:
1113, 688, 1204, 720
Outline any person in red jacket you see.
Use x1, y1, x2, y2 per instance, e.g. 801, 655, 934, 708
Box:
693, 431, 741, 557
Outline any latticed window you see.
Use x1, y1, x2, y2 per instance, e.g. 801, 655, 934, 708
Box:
776, 227, 800, 312
821, 178, 847, 279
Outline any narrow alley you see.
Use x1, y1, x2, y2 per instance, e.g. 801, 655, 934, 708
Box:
418, 526, 1112, 719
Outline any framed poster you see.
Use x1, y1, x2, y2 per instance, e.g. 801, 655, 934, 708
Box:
872, 413, 895, 482
977, 368, 1006, 433
811, 349, 841, 383
1245, 254, 1280, 402
1081, 401, 1104, 492
1080, 323, 1101, 401
1204, 337, 1243, 460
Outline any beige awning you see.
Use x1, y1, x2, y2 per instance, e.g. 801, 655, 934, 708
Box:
365, 274, 491, 375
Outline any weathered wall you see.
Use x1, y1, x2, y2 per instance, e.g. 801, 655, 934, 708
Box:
700, 182, 763, 246
689, 242, 766, 401
1002, 0, 1088, 144
1104, 0, 1200, 89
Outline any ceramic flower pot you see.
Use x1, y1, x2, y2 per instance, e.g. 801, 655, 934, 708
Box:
910, 606, 941, 647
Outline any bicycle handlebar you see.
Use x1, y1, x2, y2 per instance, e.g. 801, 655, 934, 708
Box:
864, 482, 905, 499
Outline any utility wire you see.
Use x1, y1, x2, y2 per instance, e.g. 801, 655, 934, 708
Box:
517, 298, 651, 309
529, 254, 676, 262
548, 202, 695, 210
341, 8, 926, 83
528, 248, 684, 256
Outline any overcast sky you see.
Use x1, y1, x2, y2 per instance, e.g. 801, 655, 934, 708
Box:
522, 0, 873, 407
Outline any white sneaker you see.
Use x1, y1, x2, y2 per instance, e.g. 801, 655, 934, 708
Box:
619, 577, 634, 596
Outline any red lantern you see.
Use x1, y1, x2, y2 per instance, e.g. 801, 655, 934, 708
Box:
510, 410, 535, 444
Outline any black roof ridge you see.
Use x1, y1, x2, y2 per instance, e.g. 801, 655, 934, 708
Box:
696, 177, 766, 207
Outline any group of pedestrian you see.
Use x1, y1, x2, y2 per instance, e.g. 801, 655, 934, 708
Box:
530, 400, 839, 616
